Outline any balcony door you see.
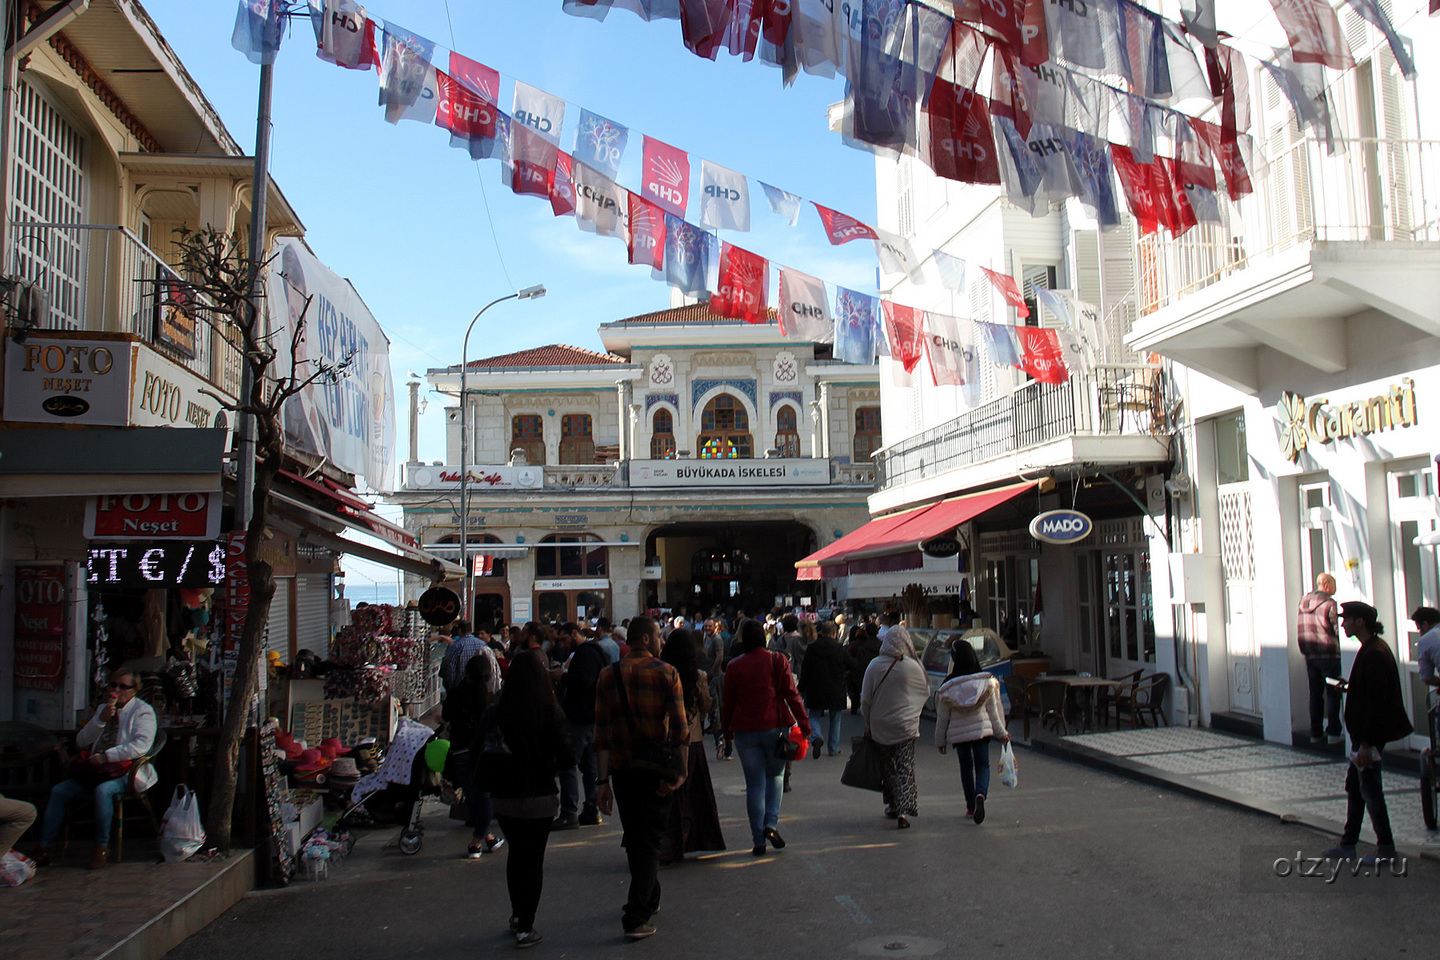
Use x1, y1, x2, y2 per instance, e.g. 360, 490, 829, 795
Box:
1387, 464, 1439, 752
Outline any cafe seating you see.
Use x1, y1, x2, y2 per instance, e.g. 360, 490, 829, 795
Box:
1027, 679, 1071, 737
1097, 669, 1144, 727
1125, 674, 1170, 728
1002, 675, 1037, 739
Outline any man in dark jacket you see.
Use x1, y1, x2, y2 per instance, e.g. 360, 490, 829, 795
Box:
798, 620, 851, 756
847, 621, 883, 714
1324, 601, 1413, 862
1297, 573, 1342, 744
554, 622, 609, 829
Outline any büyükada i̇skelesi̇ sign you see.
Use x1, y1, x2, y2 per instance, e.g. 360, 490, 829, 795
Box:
1277, 379, 1417, 463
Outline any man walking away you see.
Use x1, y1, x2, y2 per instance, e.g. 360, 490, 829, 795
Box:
594, 617, 689, 940
1412, 606, 1440, 749
555, 623, 608, 830
442, 621, 498, 695
1298, 573, 1343, 744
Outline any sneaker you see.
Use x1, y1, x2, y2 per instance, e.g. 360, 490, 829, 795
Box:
964, 809, 974, 819
515, 931, 544, 949
578, 809, 602, 827
973, 794, 986, 825
509, 917, 522, 934
483, 835, 505, 854
465, 842, 485, 859
752, 843, 766, 856
763, 827, 786, 850
896, 816, 910, 829
624, 923, 657, 940
1321, 845, 1357, 860
811, 738, 824, 759
550, 817, 579, 831
1327, 735, 1346, 746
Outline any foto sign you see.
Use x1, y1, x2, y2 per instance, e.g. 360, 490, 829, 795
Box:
1028, 509, 1093, 544
3, 335, 133, 425
84, 493, 221, 540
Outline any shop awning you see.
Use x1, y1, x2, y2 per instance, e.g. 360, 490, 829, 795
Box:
270, 487, 463, 582
796, 481, 1036, 579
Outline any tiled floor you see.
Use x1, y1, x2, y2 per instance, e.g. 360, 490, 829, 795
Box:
1059, 727, 1440, 849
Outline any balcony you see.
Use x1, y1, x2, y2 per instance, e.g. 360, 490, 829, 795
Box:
544, 464, 620, 488
871, 365, 1170, 511
11, 222, 242, 397
1130, 138, 1440, 393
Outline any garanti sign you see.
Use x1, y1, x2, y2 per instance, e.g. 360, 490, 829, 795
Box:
1277, 379, 1418, 463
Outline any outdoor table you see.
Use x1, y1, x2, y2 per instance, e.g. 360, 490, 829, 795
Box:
1048, 675, 1122, 732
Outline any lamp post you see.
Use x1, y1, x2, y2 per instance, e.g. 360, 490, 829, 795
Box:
460, 284, 545, 623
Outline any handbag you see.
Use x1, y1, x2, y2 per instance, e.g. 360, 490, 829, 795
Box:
611, 664, 685, 783
771, 653, 805, 762
840, 735, 885, 791
68, 751, 133, 787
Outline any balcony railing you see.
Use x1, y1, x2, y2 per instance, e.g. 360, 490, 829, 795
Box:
10, 222, 242, 396
542, 464, 620, 488
1139, 137, 1440, 315
874, 365, 1166, 492
835, 461, 877, 485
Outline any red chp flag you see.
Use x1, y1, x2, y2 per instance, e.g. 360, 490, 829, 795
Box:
550, 152, 576, 217
881, 301, 927, 374
711, 243, 769, 323
1017, 327, 1070, 384
642, 135, 690, 218
627, 191, 667, 271
439, 53, 498, 139
980, 266, 1030, 318
813, 203, 878, 245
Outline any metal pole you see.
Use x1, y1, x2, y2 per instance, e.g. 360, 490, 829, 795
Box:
235, 60, 274, 531
459, 285, 544, 623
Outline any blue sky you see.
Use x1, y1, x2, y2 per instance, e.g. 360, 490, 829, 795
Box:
143, 0, 885, 467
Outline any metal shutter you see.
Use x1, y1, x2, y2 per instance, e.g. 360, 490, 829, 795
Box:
265, 579, 292, 656
294, 575, 333, 657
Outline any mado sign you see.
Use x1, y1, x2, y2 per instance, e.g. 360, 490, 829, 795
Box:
1028, 509, 1093, 544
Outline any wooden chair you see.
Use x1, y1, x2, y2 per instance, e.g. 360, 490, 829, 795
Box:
1127, 674, 1170, 728
1002, 675, 1035, 739
1097, 670, 1143, 728
1027, 679, 1071, 737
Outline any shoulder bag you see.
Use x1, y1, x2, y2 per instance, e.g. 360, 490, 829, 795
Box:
840, 657, 899, 792
612, 664, 685, 783
771, 652, 807, 761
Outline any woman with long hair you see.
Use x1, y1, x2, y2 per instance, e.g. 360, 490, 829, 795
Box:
861, 624, 931, 829
934, 641, 1010, 825
442, 654, 504, 857
721, 619, 810, 856
474, 650, 575, 948
658, 629, 726, 863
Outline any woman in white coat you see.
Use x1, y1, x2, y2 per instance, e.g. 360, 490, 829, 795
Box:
934, 641, 1010, 825
861, 625, 931, 829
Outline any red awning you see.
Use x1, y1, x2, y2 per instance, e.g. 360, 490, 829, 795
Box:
797, 481, 1036, 579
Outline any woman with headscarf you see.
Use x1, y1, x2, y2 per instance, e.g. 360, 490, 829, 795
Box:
934, 640, 1010, 825
659, 629, 726, 863
860, 624, 931, 829
442, 654, 504, 857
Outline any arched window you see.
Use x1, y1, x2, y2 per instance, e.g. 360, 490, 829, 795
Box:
774, 405, 800, 458
853, 406, 882, 463
511, 415, 545, 465
439, 533, 507, 578
651, 408, 676, 459
698, 394, 752, 459
536, 533, 607, 578
559, 414, 594, 464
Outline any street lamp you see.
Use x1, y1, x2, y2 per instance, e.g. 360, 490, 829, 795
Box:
460, 284, 546, 624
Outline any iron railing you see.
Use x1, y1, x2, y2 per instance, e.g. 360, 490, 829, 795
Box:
9, 222, 242, 396
1140, 137, 1440, 315
875, 364, 1166, 492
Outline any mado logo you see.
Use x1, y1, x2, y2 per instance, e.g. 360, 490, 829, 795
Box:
1028, 509, 1092, 544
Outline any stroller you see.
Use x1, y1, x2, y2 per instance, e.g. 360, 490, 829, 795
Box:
340, 718, 450, 855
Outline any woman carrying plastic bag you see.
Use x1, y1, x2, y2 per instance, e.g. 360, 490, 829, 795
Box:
160, 785, 206, 863
934, 641, 1011, 825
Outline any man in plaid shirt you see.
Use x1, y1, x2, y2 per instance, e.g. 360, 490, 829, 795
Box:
594, 616, 688, 940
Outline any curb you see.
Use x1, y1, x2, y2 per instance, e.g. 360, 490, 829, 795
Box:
95, 850, 255, 960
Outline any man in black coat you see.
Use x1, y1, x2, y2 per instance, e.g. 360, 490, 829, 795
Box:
1325, 601, 1413, 862
554, 623, 610, 829
799, 621, 852, 757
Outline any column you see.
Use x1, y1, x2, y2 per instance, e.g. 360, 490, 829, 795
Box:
818, 381, 833, 460
616, 381, 629, 461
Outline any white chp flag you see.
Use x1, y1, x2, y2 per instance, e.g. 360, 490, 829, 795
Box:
511, 81, 565, 145
572, 161, 629, 240
924, 311, 978, 387
874, 227, 925, 285
778, 268, 833, 343
699, 161, 751, 232
385, 67, 438, 124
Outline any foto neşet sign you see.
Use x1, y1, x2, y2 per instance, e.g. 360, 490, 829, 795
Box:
84, 493, 222, 540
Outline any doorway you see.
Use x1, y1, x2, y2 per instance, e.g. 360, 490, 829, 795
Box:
1388, 463, 1439, 751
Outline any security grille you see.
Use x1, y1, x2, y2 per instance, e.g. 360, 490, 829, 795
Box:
1219, 490, 1255, 582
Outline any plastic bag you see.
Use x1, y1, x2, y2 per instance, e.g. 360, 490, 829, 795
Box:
997, 742, 1019, 789
0, 850, 36, 887
159, 785, 207, 863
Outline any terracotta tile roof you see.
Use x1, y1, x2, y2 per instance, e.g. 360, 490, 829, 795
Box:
606, 303, 780, 325
466, 344, 627, 368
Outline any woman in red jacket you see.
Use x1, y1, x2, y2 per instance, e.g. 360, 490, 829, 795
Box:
722, 619, 811, 856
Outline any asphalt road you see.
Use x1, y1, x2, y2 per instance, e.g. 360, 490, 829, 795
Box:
165, 721, 1437, 960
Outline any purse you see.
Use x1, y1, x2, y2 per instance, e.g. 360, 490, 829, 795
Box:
612, 664, 685, 782
771, 653, 806, 761
68, 752, 133, 787
840, 735, 885, 791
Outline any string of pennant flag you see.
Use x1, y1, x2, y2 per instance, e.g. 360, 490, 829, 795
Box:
230, 0, 1418, 391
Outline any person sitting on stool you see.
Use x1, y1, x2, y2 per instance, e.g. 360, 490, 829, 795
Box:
35, 669, 157, 870
0, 792, 37, 857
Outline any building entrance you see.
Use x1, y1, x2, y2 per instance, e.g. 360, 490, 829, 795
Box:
646, 521, 817, 615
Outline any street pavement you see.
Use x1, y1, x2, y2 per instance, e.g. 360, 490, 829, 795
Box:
163, 717, 1437, 960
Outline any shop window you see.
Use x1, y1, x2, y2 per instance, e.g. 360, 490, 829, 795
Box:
651, 408, 676, 459
853, 406, 882, 463
774, 406, 800, 458
559, 414, 595, 464
511, 415, 546, 465
698, 394, 752, 459
536, 533, 608, 578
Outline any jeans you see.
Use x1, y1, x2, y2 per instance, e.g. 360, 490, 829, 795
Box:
1341, 744, 1395, 850
733, 727, 787, 844
494, 815, 552, 932
954, 737, 992, 810
808, 708, 845, 755
41, 776, 128, 847
557, 721, 598, 820
450, 749, 493, 841
611, 769, 673, 930
1305, 656, 1343, 738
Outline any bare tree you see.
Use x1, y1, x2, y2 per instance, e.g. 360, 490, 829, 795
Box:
171, 227, 352, 852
